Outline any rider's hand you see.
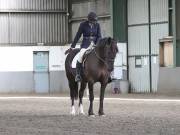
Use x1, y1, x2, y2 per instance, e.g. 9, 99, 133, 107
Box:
65, 47, 73, 55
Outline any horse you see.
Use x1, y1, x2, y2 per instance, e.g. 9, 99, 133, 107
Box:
65, 37, 118, 116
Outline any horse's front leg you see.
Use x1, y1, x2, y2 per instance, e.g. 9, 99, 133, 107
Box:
71, 98, 75, 115
99, 83, 107, 116
88, 82, 95, 116
78, 82, 87, 115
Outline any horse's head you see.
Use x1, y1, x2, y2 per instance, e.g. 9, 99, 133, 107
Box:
96, 37, 118, 71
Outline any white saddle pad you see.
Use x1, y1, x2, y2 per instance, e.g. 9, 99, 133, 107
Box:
71, 52, 80, 68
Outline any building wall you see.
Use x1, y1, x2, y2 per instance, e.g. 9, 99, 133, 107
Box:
128, 0, 169, 93
158, 67, 180, 94
0, 0, 127, 94
0, 0, 68, 45
70, 0, 112, 42
0, 0, 69, 93
0, 46, 69, 93
175, 0, 180, 66
113, 0, 127, 42
0, 43, 126, 93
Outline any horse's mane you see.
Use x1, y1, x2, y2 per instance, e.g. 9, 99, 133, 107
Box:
96, 37, 110, 48
96, 37, 118, 54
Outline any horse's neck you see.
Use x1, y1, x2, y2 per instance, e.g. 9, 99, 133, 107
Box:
95, 48, 104, 60
94, 48, 107, 64
95, 47, 114, 72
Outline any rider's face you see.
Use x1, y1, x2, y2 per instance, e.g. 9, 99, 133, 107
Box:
89, 20, 97, 25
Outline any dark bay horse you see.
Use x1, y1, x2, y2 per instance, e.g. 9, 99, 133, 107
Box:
65, 37, 118, 116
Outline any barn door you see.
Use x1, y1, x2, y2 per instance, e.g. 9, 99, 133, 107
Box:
128, 0, 168, 92
33, 51, 49, 93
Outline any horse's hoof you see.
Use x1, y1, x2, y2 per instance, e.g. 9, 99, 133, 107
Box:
70, 110, 76, 116
78, 112, 85, 115
88, 112, 95, 117
70, 112, 76, 116
89, 114, 95, 117
99, 114, 106, 117
99, 112, 105, 116
78, 104, 85, 115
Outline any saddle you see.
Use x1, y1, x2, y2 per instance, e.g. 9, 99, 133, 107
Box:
71, 48, 94, 69
82, 48, 94, 67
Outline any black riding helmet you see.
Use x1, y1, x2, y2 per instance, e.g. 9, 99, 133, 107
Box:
88, 12, 97, 22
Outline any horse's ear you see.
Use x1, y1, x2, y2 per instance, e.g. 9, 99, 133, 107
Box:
107, 37, 112, 45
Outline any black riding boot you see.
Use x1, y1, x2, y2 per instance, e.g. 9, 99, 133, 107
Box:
75, 61, 82, 82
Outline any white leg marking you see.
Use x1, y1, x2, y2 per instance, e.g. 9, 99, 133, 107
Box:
70, 106, 76, 116
86, 88, 89, 98
78, 104, 85, 115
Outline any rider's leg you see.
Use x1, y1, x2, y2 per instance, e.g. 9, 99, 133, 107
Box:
75, 49, 86, 82
75, 61, 82, 82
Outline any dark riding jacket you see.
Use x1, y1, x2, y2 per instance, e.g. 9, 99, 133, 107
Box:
71, 20, 102, 49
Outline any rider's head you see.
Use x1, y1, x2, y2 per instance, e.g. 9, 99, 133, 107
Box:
88, 12, 97, 24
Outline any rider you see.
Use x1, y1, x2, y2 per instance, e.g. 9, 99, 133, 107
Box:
68, 12, 102, 82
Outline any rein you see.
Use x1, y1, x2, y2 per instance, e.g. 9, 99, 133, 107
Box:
93, 48, 114, 70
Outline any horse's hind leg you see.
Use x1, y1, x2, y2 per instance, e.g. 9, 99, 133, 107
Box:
78, 81, 87, 115
69, 81, 78, 115
88, 82, 95, 116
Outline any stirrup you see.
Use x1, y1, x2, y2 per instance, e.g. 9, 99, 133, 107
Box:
108, 77, 118, 83
111, 77, 118, 81
75, 75, 81, 82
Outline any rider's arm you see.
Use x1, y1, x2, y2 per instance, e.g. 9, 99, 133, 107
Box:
71, 23, 83, 48
95, 23, 102, 44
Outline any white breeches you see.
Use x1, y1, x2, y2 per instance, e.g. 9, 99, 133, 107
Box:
77, 42, 95, 63
77, 49, 87, 63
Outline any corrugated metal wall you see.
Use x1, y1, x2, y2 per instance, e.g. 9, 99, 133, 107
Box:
150, 0, 168, 23
0, 0, 66, 10
128, 0, 148, 25
128, 26, 149, 55
150, 0, 168, 92
0, 14, 9, 43
0, 0, 68, 45
72, 0, 110, 18
128, 0, 150, 92
128, 0, 169, 93
128, 25, 150, 92
70, 0, 112, 42
129, 57, 150, 92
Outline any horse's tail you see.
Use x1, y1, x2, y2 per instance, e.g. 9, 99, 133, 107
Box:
65, 48, 80, 100
68, 80, 79, 100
